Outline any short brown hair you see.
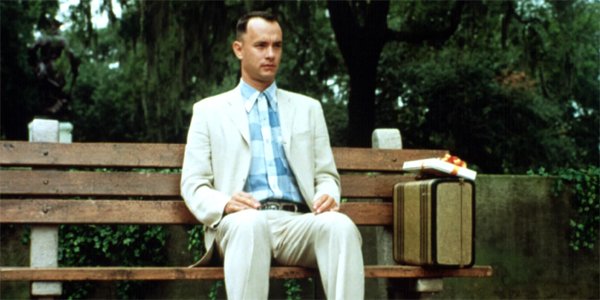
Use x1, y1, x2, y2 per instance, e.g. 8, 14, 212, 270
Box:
236, 11, 278, 40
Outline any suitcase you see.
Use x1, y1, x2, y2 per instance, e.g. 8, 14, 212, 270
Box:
393, 178, 475, 267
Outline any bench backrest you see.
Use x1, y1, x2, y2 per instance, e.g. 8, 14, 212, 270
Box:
0, 141, 446, 226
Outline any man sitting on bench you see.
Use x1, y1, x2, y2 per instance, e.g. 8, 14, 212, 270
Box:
180, 10, 364, 300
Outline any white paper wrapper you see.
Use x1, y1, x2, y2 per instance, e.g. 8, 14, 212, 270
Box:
402, 158, 477, 180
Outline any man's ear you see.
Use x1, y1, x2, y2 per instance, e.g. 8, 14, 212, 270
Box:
232, 41, 243, 60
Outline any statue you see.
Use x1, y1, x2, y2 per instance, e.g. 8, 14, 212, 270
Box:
28, 18, 80, 118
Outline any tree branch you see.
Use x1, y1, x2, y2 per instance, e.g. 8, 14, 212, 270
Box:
501, 0, 514, 49
364, 0, 390, 32
386, 0, 465, 44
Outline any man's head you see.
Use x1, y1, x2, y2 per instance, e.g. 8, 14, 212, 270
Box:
232, 11, 282, 91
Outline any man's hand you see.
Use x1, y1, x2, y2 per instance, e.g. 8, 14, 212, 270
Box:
224, 192, 260, 214
312, 194, 339, 214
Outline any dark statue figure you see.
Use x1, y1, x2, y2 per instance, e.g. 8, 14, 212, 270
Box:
28, 18, 80, 118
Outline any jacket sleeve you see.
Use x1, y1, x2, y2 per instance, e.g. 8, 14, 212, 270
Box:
311, 102, 341, 203
180, 101, 229, 228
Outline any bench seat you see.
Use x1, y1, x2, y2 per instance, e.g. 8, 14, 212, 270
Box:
0, 266, 493, 281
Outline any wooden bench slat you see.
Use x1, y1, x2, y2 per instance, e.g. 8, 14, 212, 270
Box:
0, 265, 492, 281
1, 141, 446, 171
342, 174, 415, 197
0, 141, 185, 168
334, 147, 447, 171
0, 200, 392, 226
0, 170, 180, 197
0, 170, 414, 198
364, 265, 493, 278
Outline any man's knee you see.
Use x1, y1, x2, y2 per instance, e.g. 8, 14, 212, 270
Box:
223, 209, 268, 235
317, 212, 361, 238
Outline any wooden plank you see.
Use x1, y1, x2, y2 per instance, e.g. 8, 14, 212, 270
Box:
0, 265, 492, 281
341, 174, 416, 197
0, 141, 184, 168
0, 200, 196, 225
0, 170, 180, 197
341, 202, 393, 226
1, 141, 446, 171
0, 170, 414, 198
0, 200, 392, 226
333, 147, 448, 171
364, 265, 493, 278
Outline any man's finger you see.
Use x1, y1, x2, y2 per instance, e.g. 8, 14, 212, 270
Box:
314, 195, 337, 214
234, 192, 259, 208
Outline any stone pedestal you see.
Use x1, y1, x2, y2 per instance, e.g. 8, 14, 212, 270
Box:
28, 119, 72, 297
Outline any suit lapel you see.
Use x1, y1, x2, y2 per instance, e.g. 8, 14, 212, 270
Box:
226, 88, 250, 145
277, 90, 294, 155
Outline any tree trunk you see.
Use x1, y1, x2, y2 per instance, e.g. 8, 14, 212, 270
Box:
327, 0, 389, 147
346, 55, 380, 147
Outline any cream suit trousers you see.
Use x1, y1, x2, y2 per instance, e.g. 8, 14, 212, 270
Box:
215, 209, 364, 300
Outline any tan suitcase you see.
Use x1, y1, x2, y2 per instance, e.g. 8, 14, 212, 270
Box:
393, 178, 475, 267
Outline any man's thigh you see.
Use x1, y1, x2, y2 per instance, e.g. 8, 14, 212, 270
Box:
215, 209, 270, 253
269, 211, 357, 267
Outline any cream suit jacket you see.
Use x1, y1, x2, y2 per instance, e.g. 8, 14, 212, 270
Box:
180, 86, 341, 264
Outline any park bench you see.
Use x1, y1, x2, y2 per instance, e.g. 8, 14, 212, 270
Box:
0, 125, 492, 298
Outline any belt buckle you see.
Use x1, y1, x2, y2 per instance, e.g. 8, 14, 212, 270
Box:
263, 203, 279, 211
280, 203, 297, 213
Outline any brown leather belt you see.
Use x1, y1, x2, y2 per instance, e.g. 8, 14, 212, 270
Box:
259, 200, 310, 213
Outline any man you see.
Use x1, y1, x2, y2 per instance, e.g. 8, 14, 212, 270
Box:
180, 11, 364, 300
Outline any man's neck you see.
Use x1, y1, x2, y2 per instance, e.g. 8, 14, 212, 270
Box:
242, 77, 274, 92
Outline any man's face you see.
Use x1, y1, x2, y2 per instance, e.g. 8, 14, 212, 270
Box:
233, 17, 282, 90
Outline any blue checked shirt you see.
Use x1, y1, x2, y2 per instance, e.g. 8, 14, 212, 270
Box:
240, 80, 303, 204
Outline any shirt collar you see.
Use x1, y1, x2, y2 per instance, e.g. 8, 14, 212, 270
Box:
239, 79, 278, 113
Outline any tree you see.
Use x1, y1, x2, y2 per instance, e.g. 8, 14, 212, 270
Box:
1, 0, 59, 139
527, 0, 599, 168
65, 0, 345, 143
329, 0, 597, 171
327, 0, 464, 146
3, 0, 596, 173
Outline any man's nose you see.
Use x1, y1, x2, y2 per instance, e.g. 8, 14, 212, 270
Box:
266, 46, 275, 58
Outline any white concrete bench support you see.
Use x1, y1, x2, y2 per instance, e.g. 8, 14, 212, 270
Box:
372, 128, 442, 298
28, 119, 72, 297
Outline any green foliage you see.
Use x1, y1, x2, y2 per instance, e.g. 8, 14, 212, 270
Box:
208, 280, 224, 300
556, 167, 599, 251
378, 47, 576, 173
276, 2, 346, 100
2, 0, 597, 174
37, 0, 347, 144
69, 49, 147, 142
523, 0, 600, 170
58, 224, 168, 299
529, 166, 600, 251
21, 226, 31, 245
322, 99, 349, 146
376, 0, 598, 173
186, 225, 205, 262
284, 279, 302, 300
